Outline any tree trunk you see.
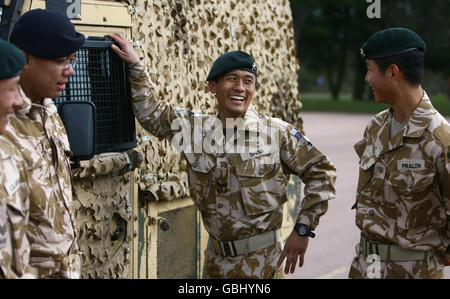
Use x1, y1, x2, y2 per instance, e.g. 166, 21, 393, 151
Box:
352, 53, 366, 101
448, 76, 450, 100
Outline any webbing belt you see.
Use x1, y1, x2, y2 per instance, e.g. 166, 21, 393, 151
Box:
361, 234, 429, 262
211, 229, 281, 257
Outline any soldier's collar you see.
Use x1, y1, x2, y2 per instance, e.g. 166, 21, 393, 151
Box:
15, 85, 58, 117
402, 91, 434, 138
15, 85, 32, 117
242, 104, 260, 132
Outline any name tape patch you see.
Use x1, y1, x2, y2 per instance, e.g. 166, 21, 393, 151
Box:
397, 159, 425, 171
3, 158, 20, 196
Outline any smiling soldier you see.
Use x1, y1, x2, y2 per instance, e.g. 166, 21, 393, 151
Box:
109, 33, 336, 278
4, 9, 85, 278
349, 28, 450, 279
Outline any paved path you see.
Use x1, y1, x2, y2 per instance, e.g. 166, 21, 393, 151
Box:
286, 112, 450, 279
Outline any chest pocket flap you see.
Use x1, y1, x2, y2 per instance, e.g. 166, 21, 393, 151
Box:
184, 152, 216, 173
228, 151, 277, 178
228, 152, 286, 216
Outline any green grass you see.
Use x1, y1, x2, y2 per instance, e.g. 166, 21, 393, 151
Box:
300, 93, 450, 116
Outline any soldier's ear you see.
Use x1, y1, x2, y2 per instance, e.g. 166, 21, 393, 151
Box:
208, 80, 217, 95
22, 52, 33, 70
387, 64, 400, 81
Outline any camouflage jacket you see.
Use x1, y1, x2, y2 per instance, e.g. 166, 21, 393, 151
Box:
0, 136, 36, 278
129, 61, 337, 277
353, 92, 450, 258
3, 87, 79, 278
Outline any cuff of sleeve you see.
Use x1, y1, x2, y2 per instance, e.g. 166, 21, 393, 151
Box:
129, 60, 145, 77
296, 213, 317, 231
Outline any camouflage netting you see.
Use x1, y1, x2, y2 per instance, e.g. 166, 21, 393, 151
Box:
73, 154, 136, 278
72, 0, 301, 278
133, 0, 302, 201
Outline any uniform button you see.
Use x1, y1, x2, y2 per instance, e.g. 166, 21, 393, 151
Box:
218, 203, 223, 208
369, 209, 375, 216
192, 162, 198, 168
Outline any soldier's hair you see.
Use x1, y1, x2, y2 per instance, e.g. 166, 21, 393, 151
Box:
374, 49, 424, 86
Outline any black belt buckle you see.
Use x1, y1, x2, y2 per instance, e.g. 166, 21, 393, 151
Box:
220, 240, 237, 257
365, 238, 379, 256
216, 182, 228, 194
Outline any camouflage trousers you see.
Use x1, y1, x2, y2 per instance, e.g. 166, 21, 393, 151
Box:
348, 243, 445, 279
203, 243, 285, 279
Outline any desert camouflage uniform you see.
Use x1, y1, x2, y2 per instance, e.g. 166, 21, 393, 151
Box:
3, 87, 80, 279
349, 92, 450, 279
0, 136, 36, 278
129, 61, 337, 278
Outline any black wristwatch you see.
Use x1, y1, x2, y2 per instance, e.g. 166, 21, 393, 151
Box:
294, 223, 315, 238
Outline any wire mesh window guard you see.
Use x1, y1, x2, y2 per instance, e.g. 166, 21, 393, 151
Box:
54, 37, 136, 154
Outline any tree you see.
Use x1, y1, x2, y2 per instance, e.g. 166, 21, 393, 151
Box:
290, 0, 449, 100
290, 0, 367, 100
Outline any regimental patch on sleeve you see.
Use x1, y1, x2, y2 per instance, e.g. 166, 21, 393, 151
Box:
290, 128, 302, 139
290, 128, 314, 151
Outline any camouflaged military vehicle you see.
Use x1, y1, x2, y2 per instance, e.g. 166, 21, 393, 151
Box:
0, 0, 302, 278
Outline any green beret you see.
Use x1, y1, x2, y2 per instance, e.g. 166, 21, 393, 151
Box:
0, 38, 26, 80
360, 28, 426, 60
207, 50, 257, 81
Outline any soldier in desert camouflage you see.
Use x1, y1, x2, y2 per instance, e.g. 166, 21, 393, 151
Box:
0, 38, 36, 279
109, 32, 337, 278
349, 28, 450, 279
4, 9, 85, 278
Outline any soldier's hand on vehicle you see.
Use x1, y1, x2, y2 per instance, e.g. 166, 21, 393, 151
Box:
107, 32, 140, 65
276, 231, 309, 274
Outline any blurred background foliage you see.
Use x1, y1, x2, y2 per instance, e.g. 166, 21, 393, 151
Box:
289, 0, 449, 105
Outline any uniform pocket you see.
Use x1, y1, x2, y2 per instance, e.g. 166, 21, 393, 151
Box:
228, 153, 286, 216
388, 169, 435, 194
352, 159, 375, 209
185, 153, 216, 209
185, 152, 216, 173
389, 169, 446, 231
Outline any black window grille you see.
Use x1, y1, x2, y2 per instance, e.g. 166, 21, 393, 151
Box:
55, 36, 136, 154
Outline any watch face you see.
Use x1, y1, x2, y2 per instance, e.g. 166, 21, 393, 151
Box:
299, 226, 307, 235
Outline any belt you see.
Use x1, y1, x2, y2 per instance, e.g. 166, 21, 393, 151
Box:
361, 234, 428, 262
211, 229, 281, 257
